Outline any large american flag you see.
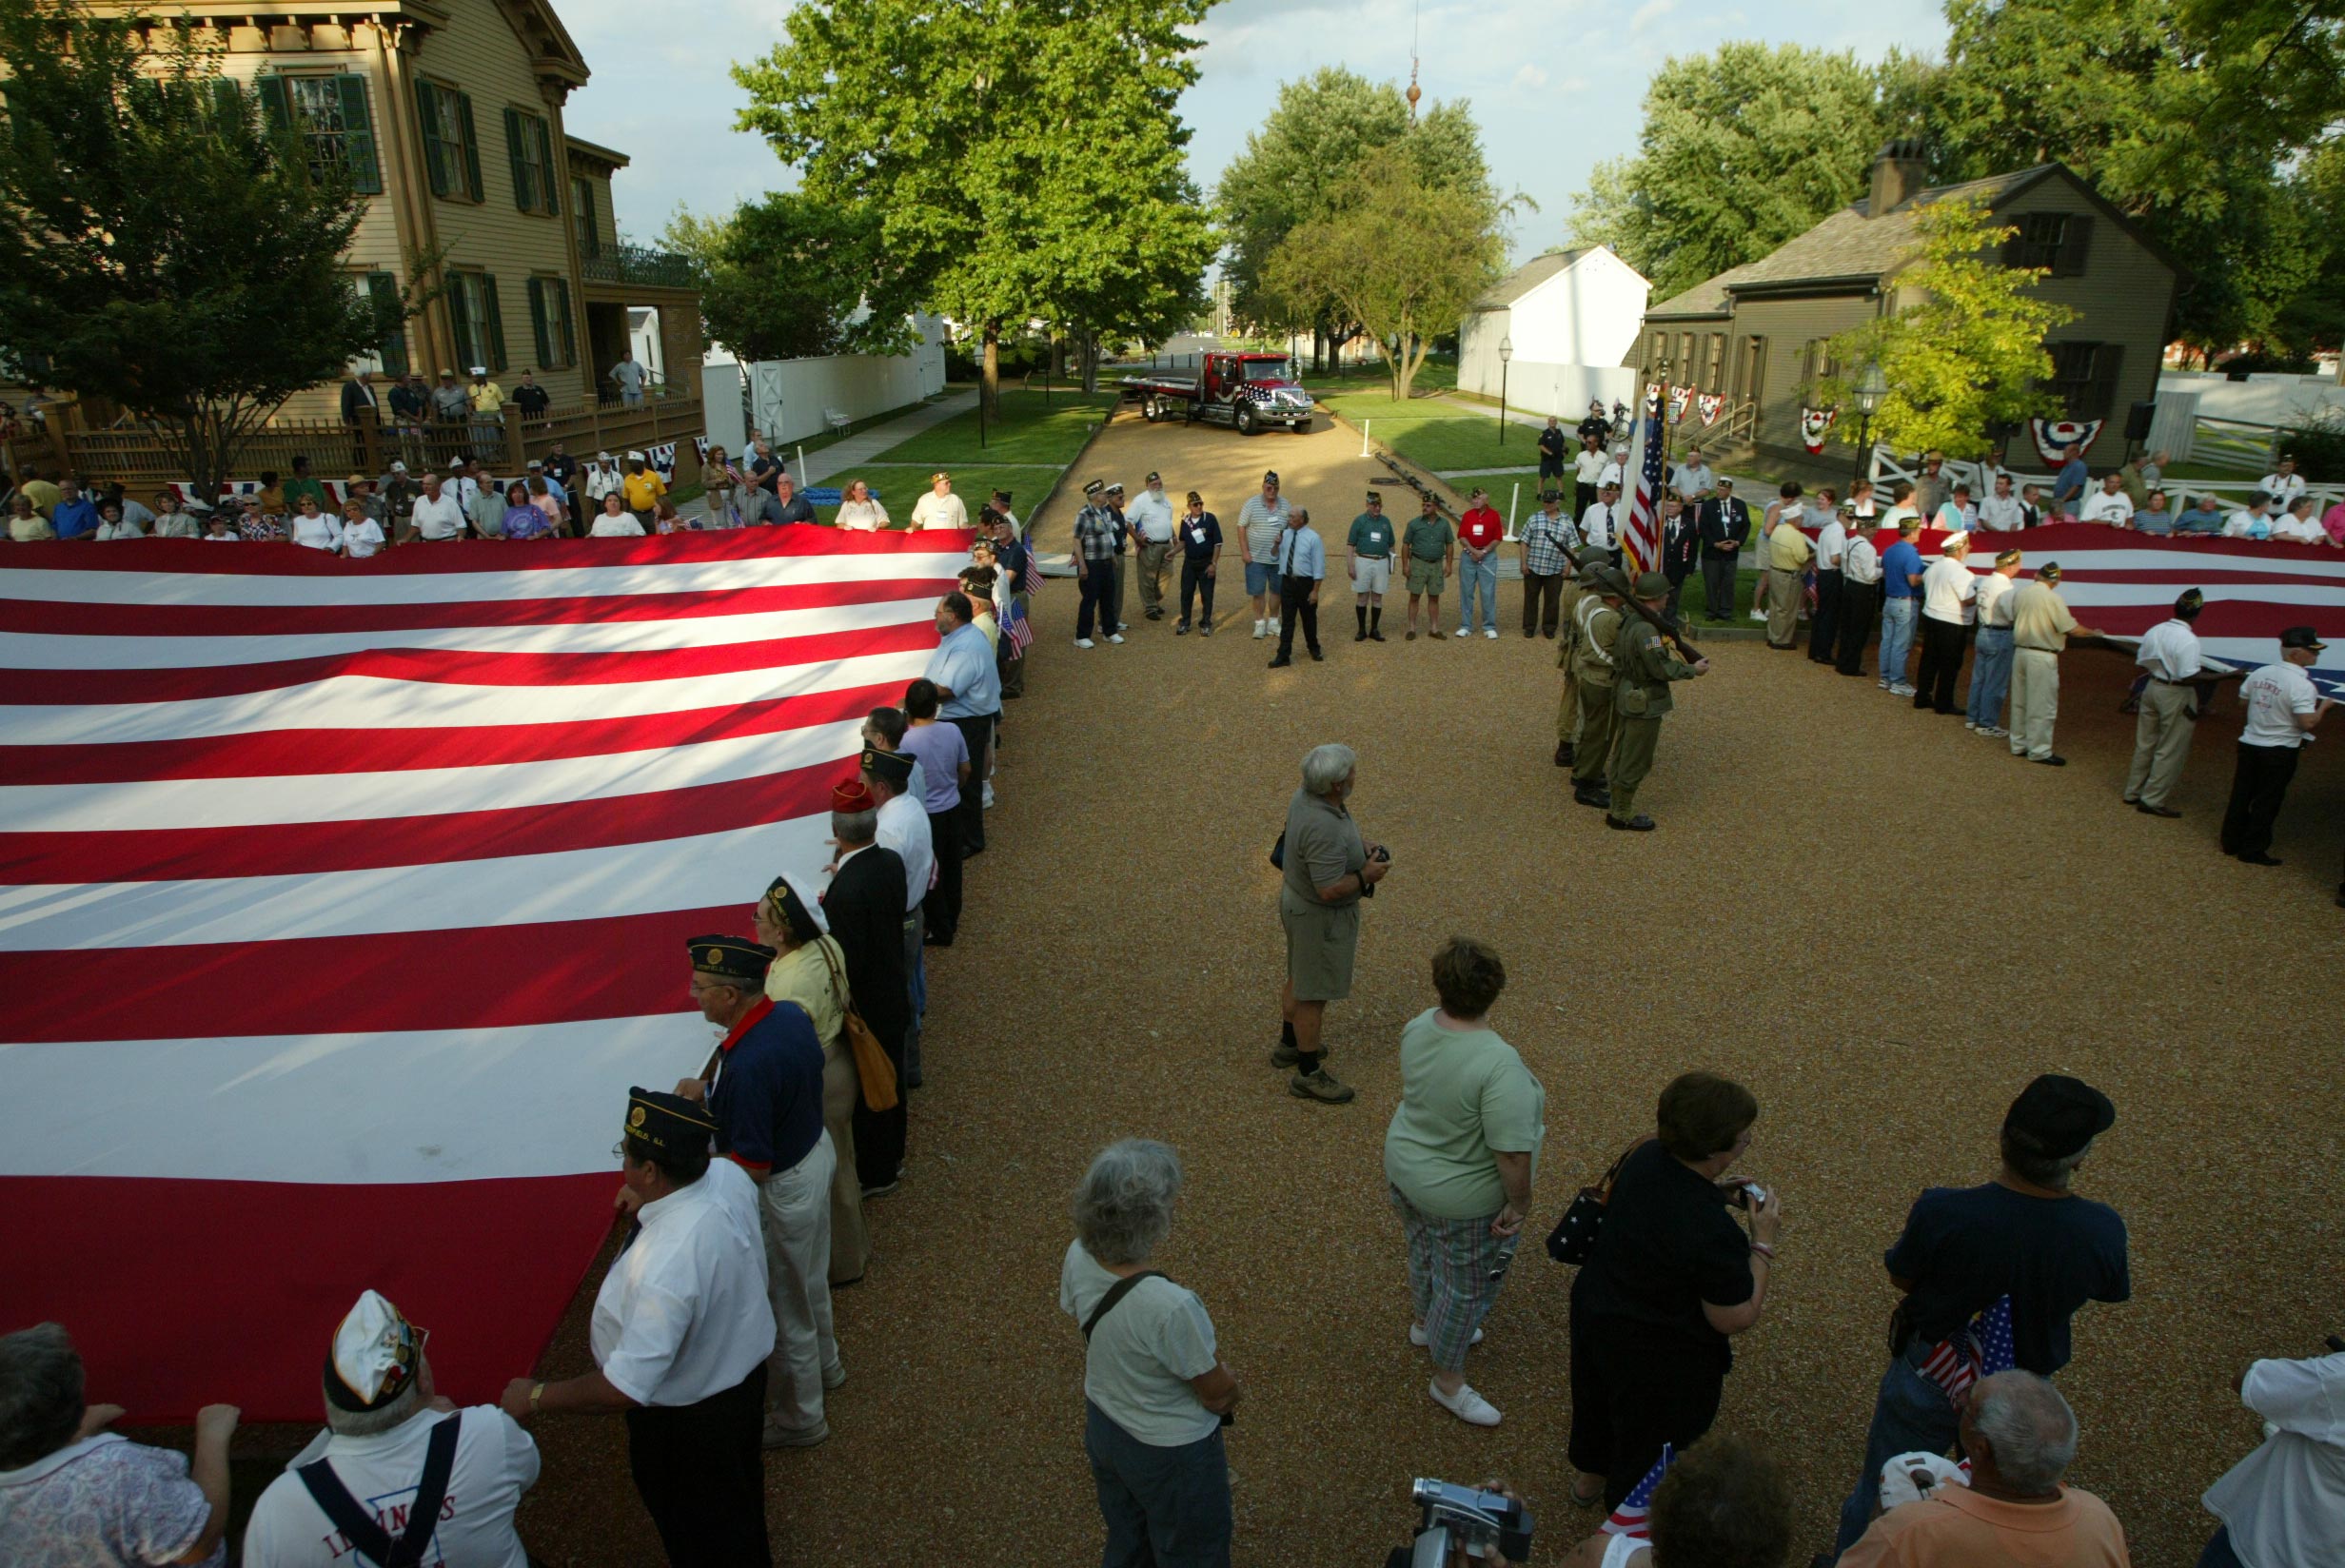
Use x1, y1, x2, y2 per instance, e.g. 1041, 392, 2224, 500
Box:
1603, 1443, 1674, 1539
1618, 398, 1667, 573
0, 528, 970, 1420
1919, 1294, 2018, 1409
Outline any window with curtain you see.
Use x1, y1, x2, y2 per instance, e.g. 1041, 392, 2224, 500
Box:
416, 80, 483, 202
571, 176, 601, 257
255, 74, 383, 193
445, 273, 507, 373
526, 277, 577, 370
504, 109, 560, 215
354, 273, 407, 377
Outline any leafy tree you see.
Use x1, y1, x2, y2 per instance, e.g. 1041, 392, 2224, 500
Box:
0, 0, 417, 500
1810, 199, 2076, 459
1215, 68, 1492, 363
1263, 147, 1506, 401
1565, 43, 1920, 300
662, 193, 907, 363
735, 0, 1217, 415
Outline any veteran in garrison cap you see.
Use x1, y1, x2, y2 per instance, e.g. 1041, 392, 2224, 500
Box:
1602, 571, 1709, 832
680, 931, 841, 1450
499, 1085, 775, 1565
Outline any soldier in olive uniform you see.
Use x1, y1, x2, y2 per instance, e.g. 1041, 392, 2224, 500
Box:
1569, 568, 1630, 809
1606, 571, 1711, 832
1552, 562, 1589, 767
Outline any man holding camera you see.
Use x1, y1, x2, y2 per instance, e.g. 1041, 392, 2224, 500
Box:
1823, 1074, 2130, 1562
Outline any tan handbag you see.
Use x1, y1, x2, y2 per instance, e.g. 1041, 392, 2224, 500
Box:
818, 938, 897, 1112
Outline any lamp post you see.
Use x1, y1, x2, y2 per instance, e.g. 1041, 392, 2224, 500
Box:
1497, 334, 1514, 446
1852, 360, 1888, 487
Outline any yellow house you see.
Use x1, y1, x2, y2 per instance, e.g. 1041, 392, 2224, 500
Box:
103, 0, 702, 422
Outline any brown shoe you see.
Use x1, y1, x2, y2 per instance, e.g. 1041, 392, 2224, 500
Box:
1289, 1068, 1355, 1104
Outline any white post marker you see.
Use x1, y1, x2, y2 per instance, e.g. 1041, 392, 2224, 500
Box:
1361, 420, 1371, 459
1506, 481, 1520, 541
797, 444, 807, 483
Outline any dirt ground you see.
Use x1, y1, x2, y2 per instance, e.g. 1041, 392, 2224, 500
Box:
511, 410, 2345, 1568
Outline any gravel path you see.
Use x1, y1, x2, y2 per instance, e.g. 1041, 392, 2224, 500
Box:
516, 411, 2345, 1568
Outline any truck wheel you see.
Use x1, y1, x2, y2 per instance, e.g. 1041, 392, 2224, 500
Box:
1235, 403, 1258, 436
1292, 417, 1311, 434
1143, 395, 1161, 422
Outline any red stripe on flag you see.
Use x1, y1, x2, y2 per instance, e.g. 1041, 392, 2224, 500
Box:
3, 681, 890, 785
0, 620, 940, 705
0, 1172, 617, 1421
0, 525, 978, 576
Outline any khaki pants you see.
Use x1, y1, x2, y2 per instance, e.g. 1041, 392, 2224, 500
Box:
1571, 676, 1617, 785
1136, 539, 1171, 615
821, 1040, 869, 1284
761, 1131, 839, 1437
1608, 714, 1665, 823
2124, 680, 2196, 808
2008, 648, 2060, 759
1766, 568, 1803, 647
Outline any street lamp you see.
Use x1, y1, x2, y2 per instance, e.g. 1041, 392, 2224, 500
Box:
1497, 334, 1514, 446
1852, 360, 1888, 487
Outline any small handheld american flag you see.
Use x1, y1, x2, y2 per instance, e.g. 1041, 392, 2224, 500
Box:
1603, 1444, 1674, 1539
1003, 594, 1034, 657
1919, 1294, 2016, 1409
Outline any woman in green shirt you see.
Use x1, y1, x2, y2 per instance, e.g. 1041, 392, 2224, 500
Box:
1384, 937, 1546, 1428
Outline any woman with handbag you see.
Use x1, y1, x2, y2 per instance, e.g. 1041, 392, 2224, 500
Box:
1059, 1140, 1238, 1568
1384, 937, 1545, 1427
1273, 742, 1391, 1105
757, 872, 874, 1286
1566, 1072, 1783, 1512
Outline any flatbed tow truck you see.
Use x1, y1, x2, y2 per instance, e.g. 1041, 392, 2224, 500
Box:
1117, 350, 1315, 435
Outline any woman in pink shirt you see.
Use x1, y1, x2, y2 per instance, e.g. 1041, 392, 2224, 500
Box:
2322, 497, 2345, 546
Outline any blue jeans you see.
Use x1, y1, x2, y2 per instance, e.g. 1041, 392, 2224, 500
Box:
1831, 1345, 1961, 1557
1084, 1400, 1232, 1568
1879, 598, 1917, 687
2197, 1524, 2245, 1568
1458, 553, 1498, 631
1966, 625, 2014, 727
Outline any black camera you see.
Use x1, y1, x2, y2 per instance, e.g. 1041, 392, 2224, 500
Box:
1389, 1479, 1533, 1566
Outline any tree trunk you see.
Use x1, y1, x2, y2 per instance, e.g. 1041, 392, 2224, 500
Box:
1080, 329, 1099, 395
981, 320, 1001, 421
1052, 335, 1067, 380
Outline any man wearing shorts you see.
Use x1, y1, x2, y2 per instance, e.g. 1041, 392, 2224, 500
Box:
1238, 470, 1291, 640
1402, 493, 1454, 641
1347, 489, 1396, 642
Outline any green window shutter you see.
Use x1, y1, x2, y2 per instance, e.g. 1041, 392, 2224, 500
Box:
503, 107, 532, 211
555, 283, 576, 367
482, 274, 507, 372
256, 74, 292, 136
2055, 215, 2094, 278
458, 92, 483, 201
416, 80, 448, 197
526, 278, 550, 365
207, 77, 245, 127
336, 75, 382, 194
447, 276, 475, 367
540, 123, 559, 215
367, 273, 407, 377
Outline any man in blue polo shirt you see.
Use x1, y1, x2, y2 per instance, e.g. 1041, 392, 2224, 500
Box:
682, 933, 839, 1449
924, 590, 1000, 854
48, 478, 101, 540
1823, 1073, 2129, 1561
2053, 442, 2089, 517
1877, 518, 1925, 696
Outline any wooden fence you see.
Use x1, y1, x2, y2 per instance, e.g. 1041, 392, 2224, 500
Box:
21, 391, 707, 495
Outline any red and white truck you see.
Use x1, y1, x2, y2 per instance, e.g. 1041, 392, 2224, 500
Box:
1118, 351, 1316, 435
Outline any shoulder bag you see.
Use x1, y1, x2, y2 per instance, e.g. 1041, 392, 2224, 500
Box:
1545, 1135, 1654, 1265
1081, 1269, 1233, 1428
296, 1410, 461, 1568
818, 937, 897, 1113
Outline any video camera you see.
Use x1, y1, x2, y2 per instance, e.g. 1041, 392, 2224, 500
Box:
1389, 1479, 1534, 1566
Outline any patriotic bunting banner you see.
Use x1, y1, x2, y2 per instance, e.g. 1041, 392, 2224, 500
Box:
2029, 418, 2105, 464
694, 436, 710, 464
1801, 406, 1838, 455
1697, 393, 1724, 427
1642, 383, 1663, 418
0, 528, 974, 1421
646, 441, 680, 482
1667, 385, 1694, 423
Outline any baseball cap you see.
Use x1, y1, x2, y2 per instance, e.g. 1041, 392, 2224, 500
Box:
2279, 625, 2327, 652
2002, 1074, 2116, 1160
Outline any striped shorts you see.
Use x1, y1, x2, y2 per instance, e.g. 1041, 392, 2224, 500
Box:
1390, 1184, 1513, 1372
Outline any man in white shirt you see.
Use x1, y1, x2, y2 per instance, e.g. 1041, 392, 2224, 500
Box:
1808, 504, 1850, 667
1913, 531, 1979, 713
246, 1290, 540, 1568
908, 469, 969, 532
1580, 480, 1620, 559
2200, 1348, 2345, 1568
1674, 447, 1716, 500
1122, 470, 1177, 621
2256, 455, 2307, 512
860, 746, 935, 1088
2079, 473, 2135, 525
584, 451, 622, 506
2225, 494, 2275, 539
404, 474, 465, 543
2123, 590, 2208, 817
1977, 473, 2026, 532
286, 496, 343, 552
339, 500, 385, 559
1834, 514, 1883, 678
1598, 443, 1628, 491
502, 1089, 776, 1565
2221, 626, 2335, 866
1963, 547, 2025, 735
1572, 434, 1608, 518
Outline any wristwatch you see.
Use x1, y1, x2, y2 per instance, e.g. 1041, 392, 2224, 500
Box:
528, 1382, 545, 1413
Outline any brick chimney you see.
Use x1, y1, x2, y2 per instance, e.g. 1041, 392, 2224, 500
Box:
1867, 138, 1928, 217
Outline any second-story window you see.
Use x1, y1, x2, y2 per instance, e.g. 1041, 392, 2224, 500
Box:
416, 80, 483, 203
571, 175, 601, 257
504, 109, 561, 216
257, 74, 383, 194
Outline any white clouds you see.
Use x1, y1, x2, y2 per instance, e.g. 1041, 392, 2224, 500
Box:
1512, 63, 1548, 90
1630, 0, 1678, 33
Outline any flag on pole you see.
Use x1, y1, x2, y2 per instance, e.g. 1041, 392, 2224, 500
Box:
1919, 1294, 2017, 1409
1619, 396, 1667, 574
1003, 592, 1034, 656
1603, 1444, 1674, 1539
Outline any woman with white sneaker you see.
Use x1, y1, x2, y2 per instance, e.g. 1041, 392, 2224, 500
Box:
1384, 936, 1546, 1427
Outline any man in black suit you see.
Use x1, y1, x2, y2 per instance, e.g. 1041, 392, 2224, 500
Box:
339, 371, 378, 467
1658, 493, 1700, 624
1695, 481, 1752, 622
820, 779, 912, 1198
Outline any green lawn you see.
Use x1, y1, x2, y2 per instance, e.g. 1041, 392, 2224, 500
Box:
807, 463, 1056, 529
1298, 355, 1458, 397
868, 388, 1118, 465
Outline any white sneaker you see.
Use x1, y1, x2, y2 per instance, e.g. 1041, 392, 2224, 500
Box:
1962, 721, 1978, 732
1269, 617, 1280, 634
1107, 633, 1125, 644
1409, 1323, 1485, 1348
1485, 627, 1498, 639
1986, 725, 2009, 738
1429, 1379, 1502, 1427
1456, 626, 1470, 638
982, 782, 995, 810
1889, 681, 1917, 697
1074, 637, 1095, 649
1252, 619, 1266, 638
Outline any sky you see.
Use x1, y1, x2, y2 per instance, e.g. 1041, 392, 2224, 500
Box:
558, 0, 1952, 270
